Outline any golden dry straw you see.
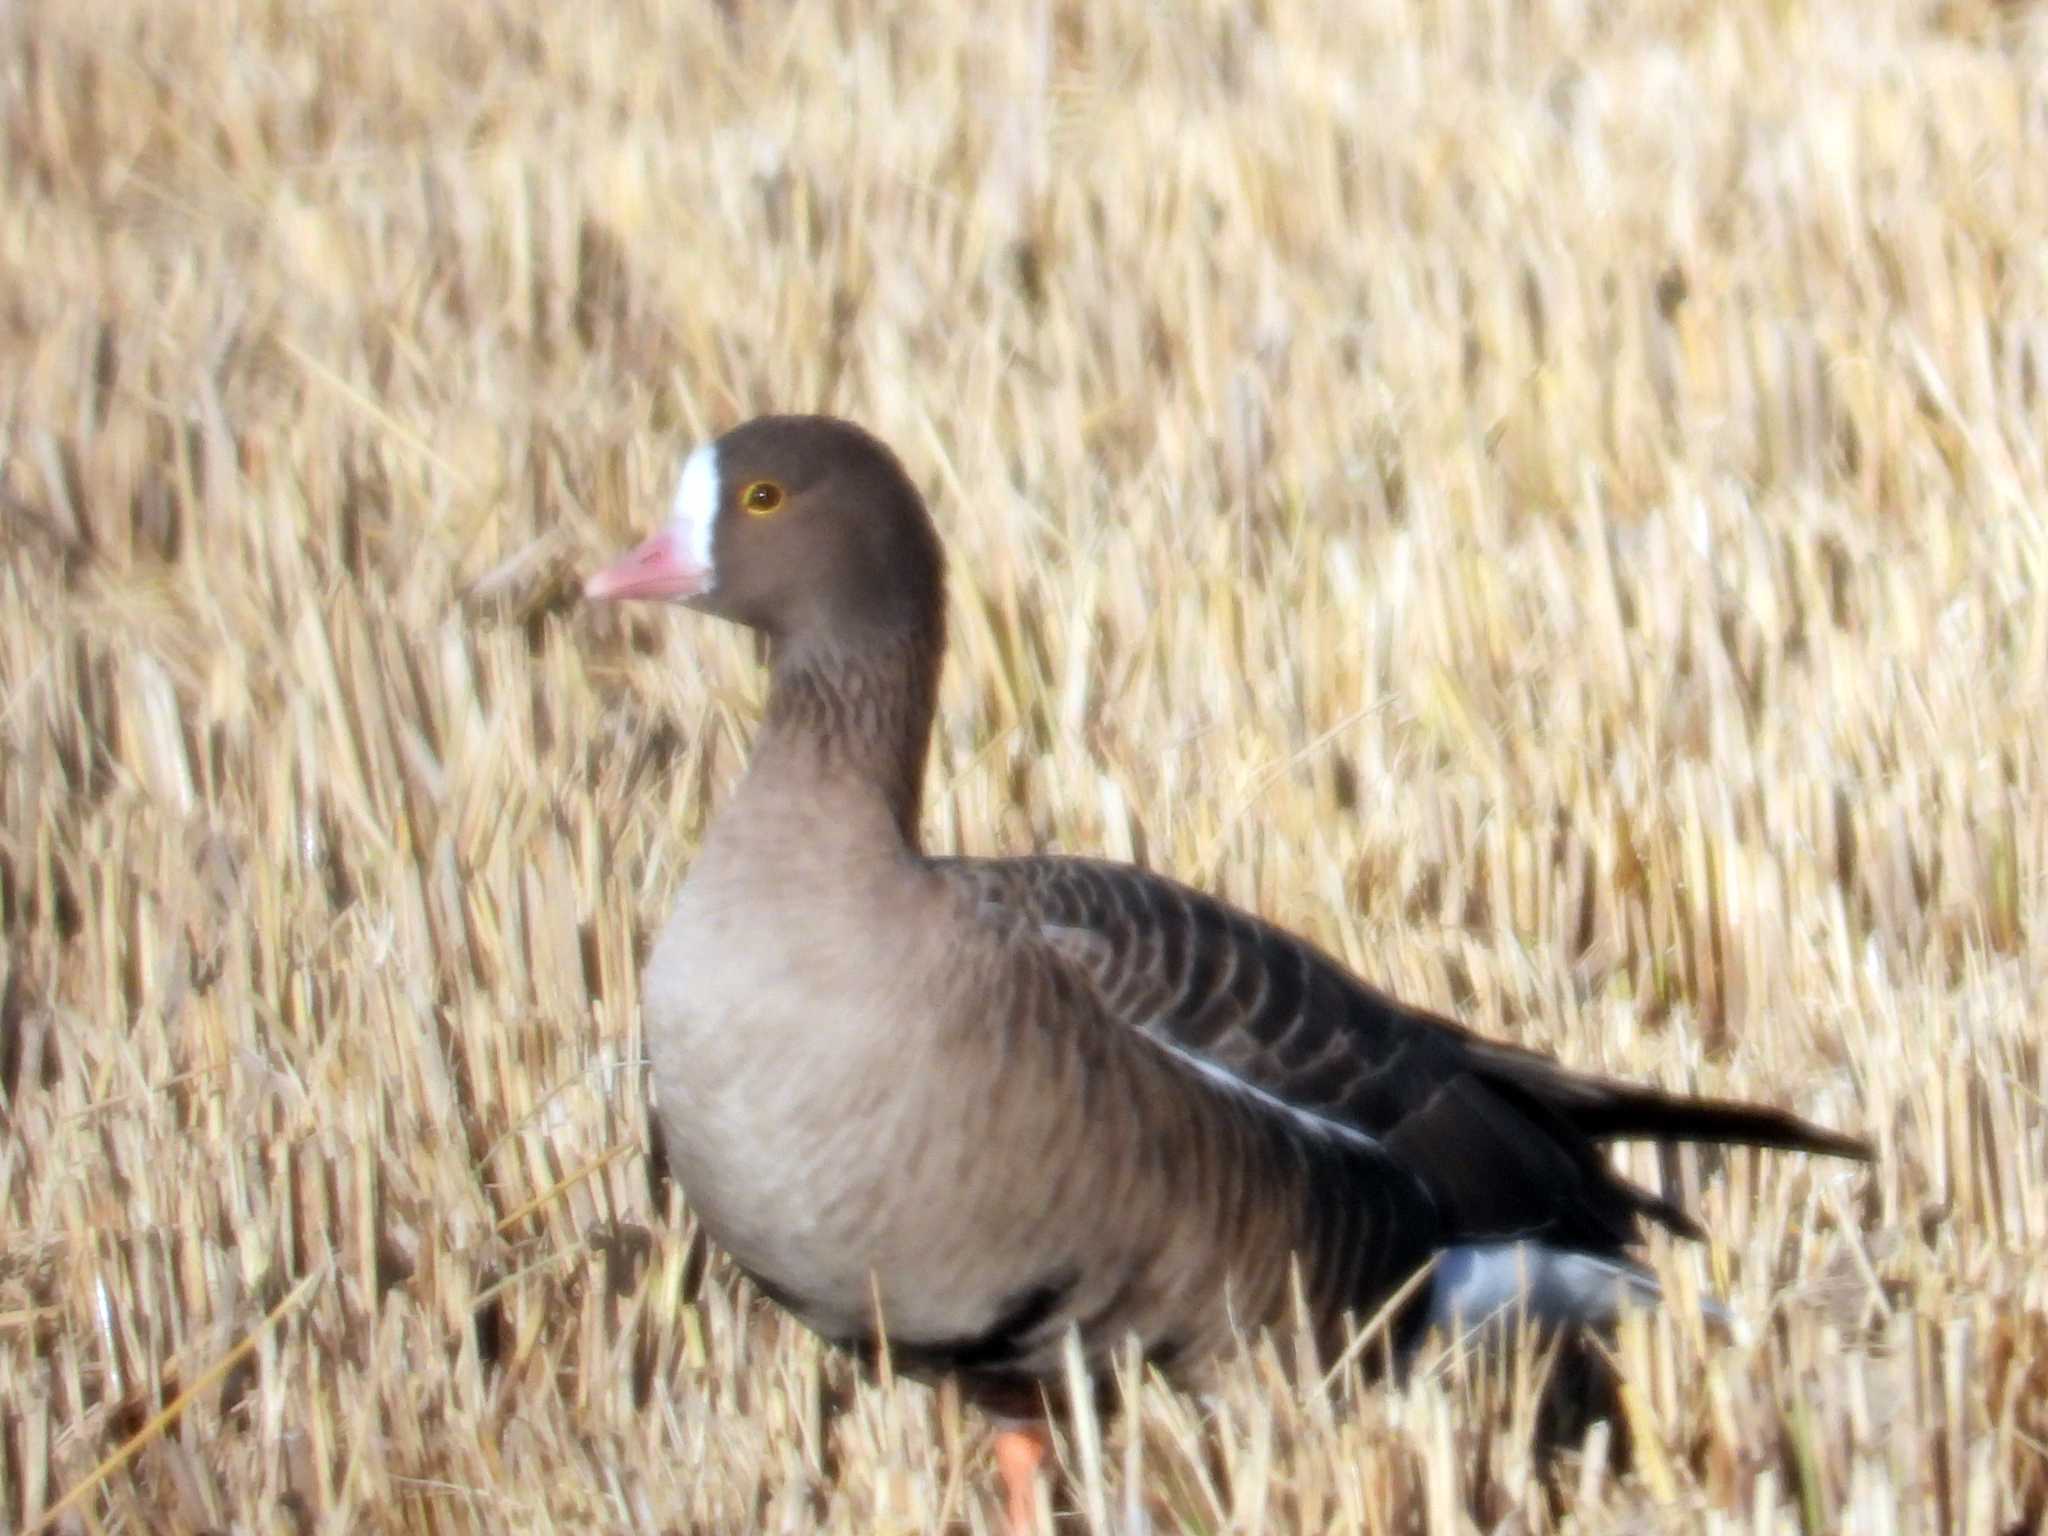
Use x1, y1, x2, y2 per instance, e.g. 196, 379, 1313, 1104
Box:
2, 1, 2044, 1532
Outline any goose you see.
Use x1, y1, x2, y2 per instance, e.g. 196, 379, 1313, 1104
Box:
583, 414, 1868, 1533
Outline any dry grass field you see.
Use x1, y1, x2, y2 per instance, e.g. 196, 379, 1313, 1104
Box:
4, 0, 2046, 1531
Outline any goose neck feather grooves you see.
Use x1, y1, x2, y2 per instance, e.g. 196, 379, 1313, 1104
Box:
758, 615, 945, 852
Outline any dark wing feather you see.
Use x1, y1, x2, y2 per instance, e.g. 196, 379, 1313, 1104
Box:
936, 854, 1868, 1253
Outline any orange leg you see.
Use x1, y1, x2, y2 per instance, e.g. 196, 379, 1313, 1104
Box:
993, 1422, 1052, 1536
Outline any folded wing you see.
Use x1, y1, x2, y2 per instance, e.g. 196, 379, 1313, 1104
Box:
938, 854, 1868, 1256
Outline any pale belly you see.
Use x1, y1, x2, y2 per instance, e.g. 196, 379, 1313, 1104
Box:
640, 884, 1008, 1346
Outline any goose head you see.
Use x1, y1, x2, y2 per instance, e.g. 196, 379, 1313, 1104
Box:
584, 414, 945, 645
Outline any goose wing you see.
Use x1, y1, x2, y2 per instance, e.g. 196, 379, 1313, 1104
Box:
937, 853, 1867, 1254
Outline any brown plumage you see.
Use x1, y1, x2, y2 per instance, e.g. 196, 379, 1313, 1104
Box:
584, 413, 1869, 1528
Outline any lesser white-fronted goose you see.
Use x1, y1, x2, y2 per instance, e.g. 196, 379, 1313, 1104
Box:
584, 414, 1867, 1533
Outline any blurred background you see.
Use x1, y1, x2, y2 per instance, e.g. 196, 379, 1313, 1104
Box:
3, 3, 2043, 1531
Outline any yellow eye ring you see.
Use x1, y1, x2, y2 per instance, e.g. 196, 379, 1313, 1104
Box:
742, 480, 785, 515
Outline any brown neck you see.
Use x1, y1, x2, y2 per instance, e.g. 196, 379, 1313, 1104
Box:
754, 614, 943, 851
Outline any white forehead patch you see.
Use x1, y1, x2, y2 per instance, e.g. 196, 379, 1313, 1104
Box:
669, 441, 721, 588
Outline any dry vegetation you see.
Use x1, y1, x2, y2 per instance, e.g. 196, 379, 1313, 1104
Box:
3, 0, 2046, 1531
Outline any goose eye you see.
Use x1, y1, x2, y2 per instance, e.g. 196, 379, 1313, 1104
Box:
742, 480, 785, 515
